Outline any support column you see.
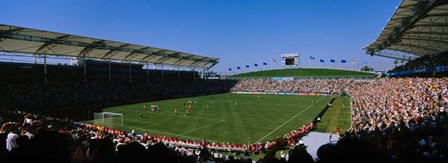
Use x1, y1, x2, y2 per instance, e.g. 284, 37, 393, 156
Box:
83, 56, 87, 83
201, 67, 204, 79
192, 67, 196, 81
161, 65, 164, 77
44, 53, 47, 82
129, 61, 132, 82
109, 58, 112, 82
146, 62, 149, 82
177, 66, 180, 80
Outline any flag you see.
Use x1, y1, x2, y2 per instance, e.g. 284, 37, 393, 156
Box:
228, 68, 232, 71
330, 59, 335, 63
237, 66, 241, 69
320, 59, 324, 63
263, 62, 267, 65
310, 56, 315, 60
351, 60, 355, 64
341, 59, 347, 63
246, 65, 249, 68
272, 58, 277, 62
254, 63, 258, 67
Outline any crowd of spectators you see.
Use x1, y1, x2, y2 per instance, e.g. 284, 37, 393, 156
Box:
232, 77, 448, 162
0, 109, 317, 163
231, 78, 354, 95
391, 51, 448, 72
0, 79, 236, 112
2, 72, 448, 162
343, 77, 448, 162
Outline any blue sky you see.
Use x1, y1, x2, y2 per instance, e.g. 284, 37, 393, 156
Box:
0, 0, 400, 74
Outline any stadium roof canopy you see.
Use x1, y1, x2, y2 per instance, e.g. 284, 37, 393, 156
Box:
0, 24, 218, 69
363, 0, 448, 61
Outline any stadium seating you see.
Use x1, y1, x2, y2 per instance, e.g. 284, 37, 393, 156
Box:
389, 51, 448, 77
1, 61, 448, 162
234, 78, 448, 162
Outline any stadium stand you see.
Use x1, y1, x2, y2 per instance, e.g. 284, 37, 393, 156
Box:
388, 51, 448, 77
0, 109, 317, 162
1, 0, 448, 162
231, 78, 354, 95
236, 78, 447, 162
1, 77, 446, 162
0, 61, 235, 120
343, 77, 448, 162
364, 0, 448, 61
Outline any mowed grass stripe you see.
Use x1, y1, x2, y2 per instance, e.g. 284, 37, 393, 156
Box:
94, 94, 332, 144
315, 96, 351, 134
273, 96, 330, 136
255, 96, 326, 143
110, 109, 220, 134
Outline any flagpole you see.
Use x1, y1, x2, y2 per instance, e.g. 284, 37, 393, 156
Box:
308, 58, 310, 68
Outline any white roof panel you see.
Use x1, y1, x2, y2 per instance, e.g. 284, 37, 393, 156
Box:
364, 0, 448, 59
0, 24, 218, 68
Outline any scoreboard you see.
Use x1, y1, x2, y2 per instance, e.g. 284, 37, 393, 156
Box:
281, 53, 300, 68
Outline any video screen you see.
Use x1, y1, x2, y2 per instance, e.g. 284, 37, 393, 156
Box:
285, 58, 295, 65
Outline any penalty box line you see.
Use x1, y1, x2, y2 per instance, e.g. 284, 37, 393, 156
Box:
114, 108, 222, 121
122, 125, 218, 142
179, 120, 225, 135
125, 118, 159, 127
256, 96, 326, 143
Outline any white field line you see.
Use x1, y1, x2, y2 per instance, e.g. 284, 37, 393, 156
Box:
123, 125, 218, 142
180, 120, 225, 135
109, 107, 222, 142
256, 96, 326, 143
124, 118, 159, 127
111, 107, 222, 121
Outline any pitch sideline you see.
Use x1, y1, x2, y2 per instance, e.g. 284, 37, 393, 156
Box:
256, 96, 326, 143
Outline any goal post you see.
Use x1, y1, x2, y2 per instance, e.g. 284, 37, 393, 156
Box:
93, 112, 123, 128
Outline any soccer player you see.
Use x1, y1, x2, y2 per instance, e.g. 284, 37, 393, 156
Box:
234, 102, 238, 107
336, 125, 341, 135
174, 107, 178, 114
140, 112, 143, 119
206, 103, 210, 109
329, 133, 332, 142
143, 104, 146, 110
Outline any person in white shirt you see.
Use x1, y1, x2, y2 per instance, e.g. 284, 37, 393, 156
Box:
6, 125, 19, 151
22, 126, 35, 140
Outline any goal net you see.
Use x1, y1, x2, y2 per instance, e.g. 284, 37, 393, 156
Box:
93, 112, 123, 128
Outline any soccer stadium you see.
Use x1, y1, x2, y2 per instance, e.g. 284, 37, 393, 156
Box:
0, 0, 447, 162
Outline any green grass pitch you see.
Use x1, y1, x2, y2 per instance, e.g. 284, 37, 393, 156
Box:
315, 96, 351, 134
92, 93, 333, 144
